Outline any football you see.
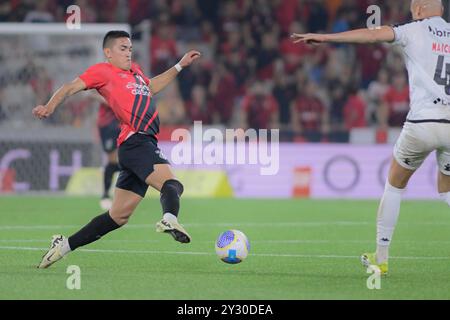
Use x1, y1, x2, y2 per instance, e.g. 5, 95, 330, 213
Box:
215, 230, 250, 264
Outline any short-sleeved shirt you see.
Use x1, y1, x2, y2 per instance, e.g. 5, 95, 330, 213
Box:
79, 62, 159, 146
392, 16, 450, 120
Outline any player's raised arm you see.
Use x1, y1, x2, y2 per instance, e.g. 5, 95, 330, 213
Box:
32, 77, 86, 119
291, 26, 395, 45
150, 50, 201, 95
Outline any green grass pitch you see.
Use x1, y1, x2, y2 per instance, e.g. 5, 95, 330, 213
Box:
0, 196, 449, 299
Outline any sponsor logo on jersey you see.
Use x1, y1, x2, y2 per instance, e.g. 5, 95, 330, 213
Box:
429, 26, 450, 38
432, 42, 450, 54
433, 97, 450, 106
126, 82, 151, 96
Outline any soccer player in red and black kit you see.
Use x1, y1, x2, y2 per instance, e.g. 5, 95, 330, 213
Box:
97, 101, 120, 211
33, 31, 200, 268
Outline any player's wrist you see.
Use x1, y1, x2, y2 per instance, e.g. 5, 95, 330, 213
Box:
174, 63, 183, 72
45, 104, 57, 115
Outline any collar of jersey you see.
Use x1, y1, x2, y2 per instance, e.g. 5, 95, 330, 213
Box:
108, 62, 134, 74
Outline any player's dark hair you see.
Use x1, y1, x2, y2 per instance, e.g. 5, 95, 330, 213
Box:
103, 30, 131, 48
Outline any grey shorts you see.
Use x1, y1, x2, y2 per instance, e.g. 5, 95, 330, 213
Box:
394, 121, 450, 175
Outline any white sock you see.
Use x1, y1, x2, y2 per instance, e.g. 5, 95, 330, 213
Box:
376, 246, 389, 264
60, 238, 72, 256
376, 181, 404, 264
440, 192, 450, 207
163, 212, 178, 223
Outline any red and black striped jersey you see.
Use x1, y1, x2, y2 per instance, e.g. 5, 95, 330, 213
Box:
79, 62, 159, 146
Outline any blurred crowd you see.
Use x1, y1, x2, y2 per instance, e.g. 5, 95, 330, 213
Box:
0, 0, 420, 142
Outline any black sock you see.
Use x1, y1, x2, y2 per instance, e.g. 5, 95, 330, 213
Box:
103, 163, 119, 198
68, 212, 120, 251
160, 180, 184, 217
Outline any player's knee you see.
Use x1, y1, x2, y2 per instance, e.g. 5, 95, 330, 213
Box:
113, 215, 130, 226
388, 171, 411, 189
161, 179, 184, 198
109, 213, 129, 226
390, 159, 415, 189
109, 205, 135, 226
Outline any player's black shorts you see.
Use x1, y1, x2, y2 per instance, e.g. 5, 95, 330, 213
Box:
99, 120, 120, 153
116, 133, 170, 197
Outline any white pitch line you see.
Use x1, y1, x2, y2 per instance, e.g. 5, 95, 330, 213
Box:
0, 221, 369, 231
172, 222, 371, 227
0, 239, 357, 244
0, 239, 160, 244
0, 245, 449, 261
0, 225, 81, 230
1, 221, 450, 231
0, 222, 371, 231
4, 239, 450, 245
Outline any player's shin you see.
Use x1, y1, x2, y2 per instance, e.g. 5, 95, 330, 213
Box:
68, 211, 121, 251
376, 181, 405, 264
160, 179, 184, 222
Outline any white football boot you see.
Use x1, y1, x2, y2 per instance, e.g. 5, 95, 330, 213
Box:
156, 218, 191, 243
37, 235, 66, 269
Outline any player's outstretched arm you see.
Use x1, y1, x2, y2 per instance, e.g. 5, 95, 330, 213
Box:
32, 77, 86, 119
150, 50, 201, 95
291, 26, 395, 45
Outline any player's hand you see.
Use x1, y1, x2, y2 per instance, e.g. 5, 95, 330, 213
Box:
32, 105, 53, 119
290, 33, 327, 45
178, 50, 201, 68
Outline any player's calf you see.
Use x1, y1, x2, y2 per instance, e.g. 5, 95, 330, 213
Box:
38, 212, 122, 268
160, 179, 184, 218
156, 179, 191, 243
68, 211, 121, 252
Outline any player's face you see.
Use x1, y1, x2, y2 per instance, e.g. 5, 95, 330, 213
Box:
105, 37, 132, 70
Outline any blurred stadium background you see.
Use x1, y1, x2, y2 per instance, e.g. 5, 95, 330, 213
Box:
1, 0, 448, 198
1, 0, 450, 300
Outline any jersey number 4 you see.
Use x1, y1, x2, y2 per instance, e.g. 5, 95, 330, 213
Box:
434, 55, 450, 95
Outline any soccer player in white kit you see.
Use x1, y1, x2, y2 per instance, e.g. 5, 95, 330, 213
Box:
291, 0, 450, 275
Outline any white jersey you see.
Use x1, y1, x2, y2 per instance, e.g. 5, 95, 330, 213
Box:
393, 16, 450, 121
